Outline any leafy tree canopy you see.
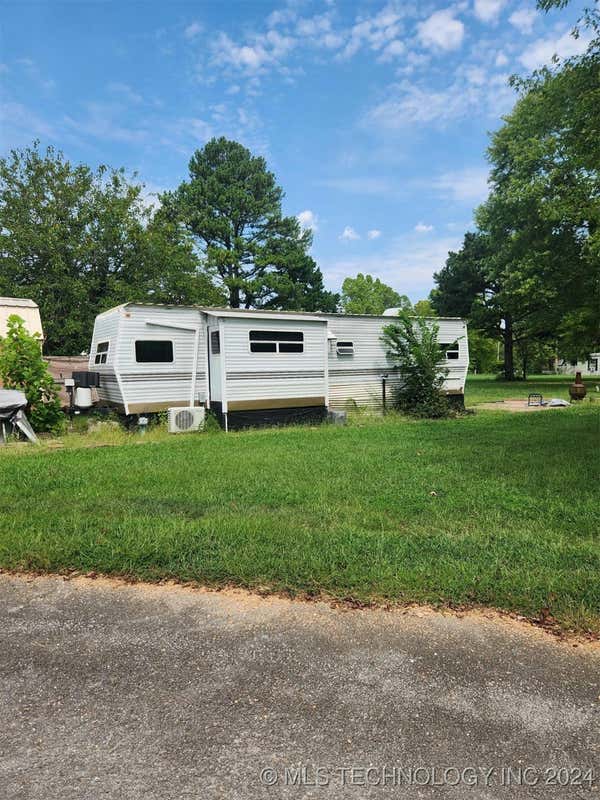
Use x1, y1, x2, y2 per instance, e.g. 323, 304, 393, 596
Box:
413, 299, 436, 317
161, 137, 338, 312
341, 273, 409, 315
431, 6, 599, 377
0, 143, 224, 354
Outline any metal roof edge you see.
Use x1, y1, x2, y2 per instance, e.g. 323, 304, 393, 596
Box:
98, 302, 465, 323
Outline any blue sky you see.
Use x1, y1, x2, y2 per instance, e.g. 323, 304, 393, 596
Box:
0, 0, 588, 301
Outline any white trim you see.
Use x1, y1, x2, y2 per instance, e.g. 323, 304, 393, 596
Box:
204, 309, 328, 324
202, 314, 210, 408
115, 307, 127, 414
219, 318, 227, 413
144, 318, 201, 409
324, 326, 329, 408
93, 340, 110, 365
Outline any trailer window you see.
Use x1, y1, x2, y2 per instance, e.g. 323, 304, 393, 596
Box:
249, 330, 304, 353
94, 341, 109, 365
440, 342, 459, 360
210, 330, 220, 355
336, 341, 354, 356
135, 340, 173, 363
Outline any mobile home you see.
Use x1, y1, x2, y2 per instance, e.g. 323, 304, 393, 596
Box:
89, 304, 468, 429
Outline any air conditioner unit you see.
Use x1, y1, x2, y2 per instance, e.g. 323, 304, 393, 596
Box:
336, 342, 354, 356
168, 406, 205, 434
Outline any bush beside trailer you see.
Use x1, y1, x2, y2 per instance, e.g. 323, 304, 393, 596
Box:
88, 304, 469, 429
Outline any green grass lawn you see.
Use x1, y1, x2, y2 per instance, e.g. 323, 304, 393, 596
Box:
466, 373, 600, 405
0, 402, 598, 633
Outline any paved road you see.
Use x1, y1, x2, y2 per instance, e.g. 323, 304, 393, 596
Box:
0, 574, 598, 799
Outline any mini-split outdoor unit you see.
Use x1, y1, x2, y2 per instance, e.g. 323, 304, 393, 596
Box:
168, 406, 205, 434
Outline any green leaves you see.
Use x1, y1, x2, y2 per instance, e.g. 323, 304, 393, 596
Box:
0, 315, 63, 432
341, 273, 408, 315
162, 137, 338, 311
431, 14, 599, 377
0, 143, 225, 354
382, 312, 451, 418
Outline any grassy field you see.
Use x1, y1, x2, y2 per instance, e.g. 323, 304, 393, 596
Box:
0, 400, 598, 633
465, 373, 599, 405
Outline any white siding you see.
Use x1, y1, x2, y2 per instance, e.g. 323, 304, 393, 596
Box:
326, 316, 395, 408
0, 298, 43, 340
436, 319, 469, 394
325, 315, 468, 409
207, 317, 223, 404
117, 305, 207, 411
223, 317, 327, 406
88, 309, 123, 406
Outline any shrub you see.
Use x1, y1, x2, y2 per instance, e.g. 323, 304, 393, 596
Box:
0, 315, 64, 432
382, 311, 451, 418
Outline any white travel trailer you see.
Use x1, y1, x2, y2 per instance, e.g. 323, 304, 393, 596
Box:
89, 304, 468, 429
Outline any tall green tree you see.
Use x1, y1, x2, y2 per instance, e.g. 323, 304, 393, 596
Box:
0, 143, 223, 354
341, 273, 409, 315
161, 137, 337, 312
432, 6, 599, 377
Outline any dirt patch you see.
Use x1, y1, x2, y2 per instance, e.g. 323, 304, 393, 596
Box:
476, 399, 571, 412
2, 568, 598, 649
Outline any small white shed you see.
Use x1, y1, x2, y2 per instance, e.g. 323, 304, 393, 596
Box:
0, 297, 44, 341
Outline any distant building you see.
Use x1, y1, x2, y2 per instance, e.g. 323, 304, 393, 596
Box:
0, 297, 44, 341
554, 354, 600, 375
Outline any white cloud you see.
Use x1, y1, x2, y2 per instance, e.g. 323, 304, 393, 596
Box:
364, 70, 514, 129
340, 5, 404, 60
322, 233, 463, 298
367, 229, 382, 239
473, 0, 506, 24
295, 13, 332, 38
339, 226, 360, 241
431, 167, 489, 202
63, 102, 150, 144
297, 209, 319, 232
139, 182, 165, 213
417, 9, 465, 52
184, 21, 203, 40
415, 222, 434, 233
266, 7, 297, 28
211, 29, 295, 75
465, 66, 486, 85
0, 101, 57, 141
366, 84, 470, 127
495, 50, 509, 66
519, 28, 589, 70
508, 7, 537, 34
379, 39, 405, 62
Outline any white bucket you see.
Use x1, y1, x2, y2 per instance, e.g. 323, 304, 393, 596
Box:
74, 387, 93, 409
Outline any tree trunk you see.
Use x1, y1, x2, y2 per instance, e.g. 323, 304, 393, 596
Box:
229, 285, 240, 308
503, 317, 515, 381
